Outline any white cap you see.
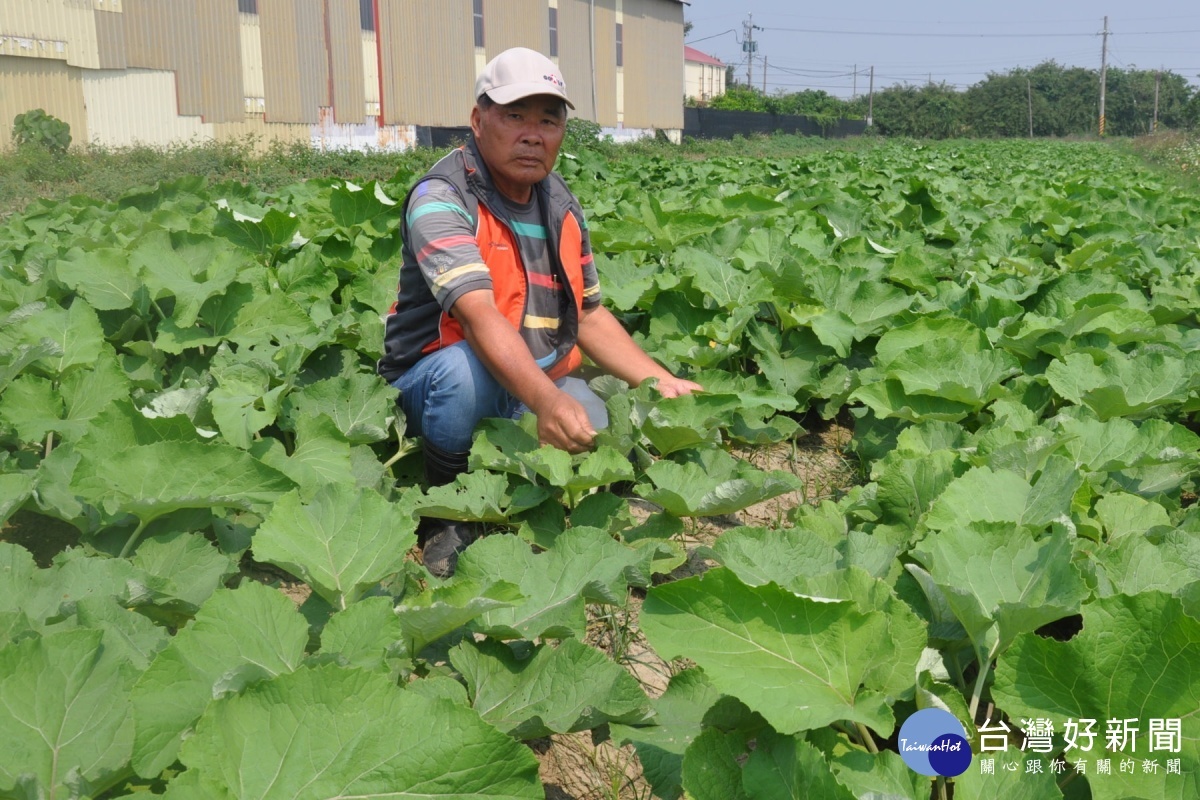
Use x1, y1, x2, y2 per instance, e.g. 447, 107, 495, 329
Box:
475, 47, 574, 110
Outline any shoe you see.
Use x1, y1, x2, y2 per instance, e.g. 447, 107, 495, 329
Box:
415, 441, 478, 577
418, 518, 480, 578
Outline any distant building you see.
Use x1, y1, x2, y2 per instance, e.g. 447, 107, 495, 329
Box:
684, 45, 724, 103
0, 0, 684, 151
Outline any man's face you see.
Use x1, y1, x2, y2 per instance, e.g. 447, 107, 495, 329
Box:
470, 95, 567, 203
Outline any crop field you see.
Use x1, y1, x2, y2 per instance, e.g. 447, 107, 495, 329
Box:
1, 137, 1198, 799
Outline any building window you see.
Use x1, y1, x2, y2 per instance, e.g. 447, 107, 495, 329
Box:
548, 7, 558, 57
359, 0, 375, 31
237, 0, 257, 13
615, 22, 623, 67
473, 0, 485, 48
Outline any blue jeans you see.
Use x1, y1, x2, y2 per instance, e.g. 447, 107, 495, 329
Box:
391, 341, 609, 453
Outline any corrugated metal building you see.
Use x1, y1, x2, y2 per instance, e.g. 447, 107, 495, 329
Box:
0, 0, 685, 151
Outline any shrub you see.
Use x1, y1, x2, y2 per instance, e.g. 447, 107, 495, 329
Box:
12, 109, 72, 153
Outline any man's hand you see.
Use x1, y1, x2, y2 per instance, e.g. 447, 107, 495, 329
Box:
533, 391, 597, 453
655, 376, 704, 398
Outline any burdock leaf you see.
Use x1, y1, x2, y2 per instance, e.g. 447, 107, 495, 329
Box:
72, 440, 295, 526
642, 567, 901, 736
456, 527, 644, 640
131, 582, 309, 777
992, 592, 1200, 800
253, 485, 417, 609
0, 629, 135, 799
452, 638, 652, 739
175, 664, 542, 798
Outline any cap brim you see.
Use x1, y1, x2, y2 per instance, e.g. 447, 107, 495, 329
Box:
486, 83, 575, 110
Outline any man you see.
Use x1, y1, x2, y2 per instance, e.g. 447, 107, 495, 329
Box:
378, 47, 701, 576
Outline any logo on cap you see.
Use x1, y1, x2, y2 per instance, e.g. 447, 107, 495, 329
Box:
543, 74, 566, 90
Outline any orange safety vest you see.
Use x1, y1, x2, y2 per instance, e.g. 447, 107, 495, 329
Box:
379, 143, 588, 382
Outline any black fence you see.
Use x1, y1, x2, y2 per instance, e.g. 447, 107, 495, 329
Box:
417, 126, 473, 148
416, 109, 867, 149
683, 107, 867, 140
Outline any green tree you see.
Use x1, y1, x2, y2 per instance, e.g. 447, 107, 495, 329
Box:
870, 83, 965, 139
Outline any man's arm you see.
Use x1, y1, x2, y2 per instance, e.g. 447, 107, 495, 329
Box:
452, 290, 598, 453
576, 305, 703, 398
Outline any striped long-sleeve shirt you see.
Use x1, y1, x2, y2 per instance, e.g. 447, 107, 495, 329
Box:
403, 177, 601, 369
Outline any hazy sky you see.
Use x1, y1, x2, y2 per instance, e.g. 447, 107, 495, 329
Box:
683, 1, 1200, 98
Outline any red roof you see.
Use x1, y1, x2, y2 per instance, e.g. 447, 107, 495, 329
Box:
684, 46, 723, 67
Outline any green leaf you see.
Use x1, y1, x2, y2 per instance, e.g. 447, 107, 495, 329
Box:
409, 470, 518, 523
1086, 529, 1200, 598
56, 246, 143, 311
393, 579, 521, 655
56, 351, 131, 440
64, 595, 170, 672
611, 668, 724, 800
281, 372, 396, 444
885, 339, 1021, 406
817, 731, 931, 800
912, 526, 1089, 662
254, 485, 417, 609
72, 440, 295, 527
741, 731, 857, 800
452, 638, 652, 739
595, 252, 657, 311
565, 446, 636, 495
330, 181, 388, 227
673, 246, 775, 310
852, 379, 979, 423
8, 298, 105, 374
992, 592, 1200, 800
176, 664, 542, 798
213, 207, 300, 255
1047, 350, 1196, 418
874, 449, 962, 526
0, 474, 33, 525
131, 230, 246, 328
640, 394, 727, 456
130, 530, 238, 617
642, 567, 901, 736
636, 448, 802, 518
923, 466, 1033, 531
0, 353, 129, 444
5, 547, 149, 628
681, 727, 752, 800
0, 374, 62, 443
711, 525, 841, 588
455, 527, 644, 640
319, 595, 405, 670
1055, 412, 1199, 474
131, 581, 309, 777
0, 629, 135, 799
0, 340, 59, 394
251, 416, 358, 498
1094, 492, 1172, 541
951, 759, 1063, 799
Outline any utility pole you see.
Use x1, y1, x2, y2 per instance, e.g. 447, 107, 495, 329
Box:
1027, 78, 1034, 137
1153, 69, 1161, 133
762, 56, 768, 93
867, 66, 874, 127
853, 64, 857, 99
1098, 15, 1109, 136
743, 15, 762, 86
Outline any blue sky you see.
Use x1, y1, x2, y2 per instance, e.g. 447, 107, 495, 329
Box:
683, 1, 1200, 98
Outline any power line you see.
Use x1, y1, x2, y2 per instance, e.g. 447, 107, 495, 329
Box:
763, 27, 1099, 39
684, 29, 736, 46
